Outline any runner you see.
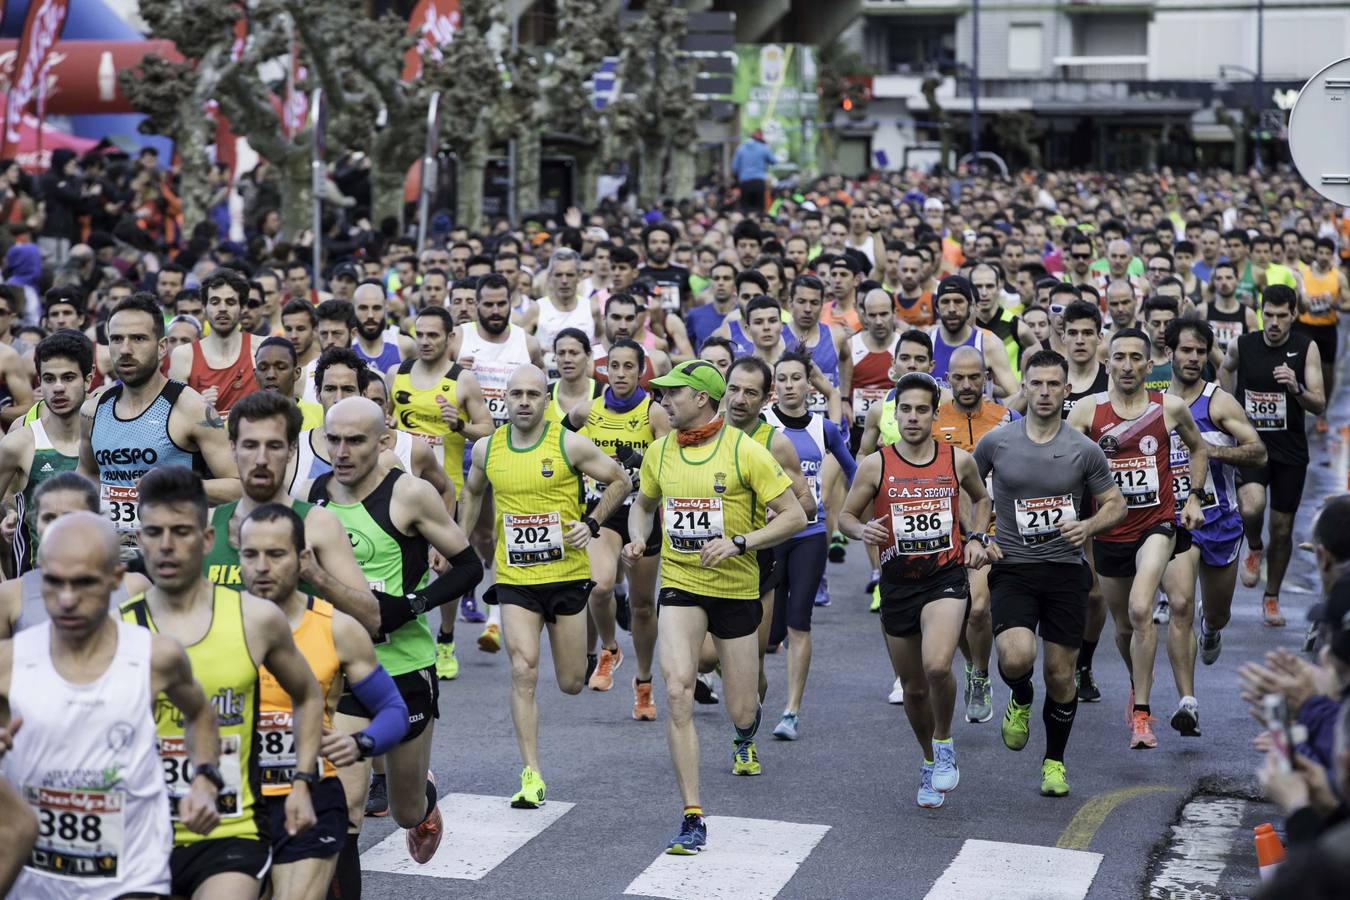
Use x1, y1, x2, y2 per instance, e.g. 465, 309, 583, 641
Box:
624, 360, 806, 854
893, 247, 936, 328
566, 340, 670, 714
308, 397, 483, 864
1199, 262, 1258, 355
285, 347, 371, 497
546, 329, 601, 425
1293, 237, 1348, 432
252, 336, 325, 431
1066, 327, 1210, 749
460, 365, 629, 805
1160, 318, 1266, 735
79, 294, 241, 559
1224, 284, 1325, 625
971, 262, 1037, 379
685, 260, 738, 351
763, 348, 856, 740
281, 300, 322, 405
352, 281, 413, 375
522, 249, 599, 379
723, 355, 816, 703
122, 465, 327, 897
0, 472, 150, 638
927, 275, 1018, 401
848, 287, 901, 455
0, 333, 87, 574
238, 503, 409, 900
594, 293, 673, 388
1, 512, 222, 899
975, 350, 1125, 795
934, 346, 1019, 724
840, 371, 991, 807
167, 268, 260, 415
363, 377, 457, 511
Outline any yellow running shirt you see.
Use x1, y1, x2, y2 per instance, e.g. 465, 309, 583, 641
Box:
640, 424, 792, 599
485, 422, 588, 586
391, 360, 468, 490
120, 586, 263, 847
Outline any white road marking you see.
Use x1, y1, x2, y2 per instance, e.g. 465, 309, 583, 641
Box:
624, 815, 830, 900
924, 839, 1103, 900
1147, 797, 1249, 900
361, 792, 574, 880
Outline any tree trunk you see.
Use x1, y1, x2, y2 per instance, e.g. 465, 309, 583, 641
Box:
175, 103, 215, 232
670, 144, 695, 204
638, 138, 663, 208
368, 148, 409, 232
455, 132, 487, 231
276, 150, 313, 243
575, 146, 600, 209
513, 131, 541, 219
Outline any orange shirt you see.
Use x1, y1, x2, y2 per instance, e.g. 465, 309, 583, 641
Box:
933, 400, 1016, 452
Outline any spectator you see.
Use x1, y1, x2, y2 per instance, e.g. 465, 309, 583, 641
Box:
37, 148, 83, 265
3, 242, 43, 324
731, 129, 775, 213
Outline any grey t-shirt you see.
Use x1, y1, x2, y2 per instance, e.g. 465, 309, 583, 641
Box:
974, 418, 1115, 565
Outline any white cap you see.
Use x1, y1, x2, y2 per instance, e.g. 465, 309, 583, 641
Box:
584, 226, 610, 243
924, 197, 945, 213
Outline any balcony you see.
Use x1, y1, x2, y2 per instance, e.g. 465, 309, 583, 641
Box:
1053, 54, 1148, 80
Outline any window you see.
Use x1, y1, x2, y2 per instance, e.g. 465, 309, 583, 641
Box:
1008, 24, 1043, 73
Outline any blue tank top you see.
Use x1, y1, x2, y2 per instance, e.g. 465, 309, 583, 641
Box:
928, 326, 982, 390
1169, 381, 1237, 525
90, 380, 196, 487
727, 320, 756, 357
686, 304, 728, 354
763, 407, 826, 538
783, 323, 839, 387
354, 340, 402, 374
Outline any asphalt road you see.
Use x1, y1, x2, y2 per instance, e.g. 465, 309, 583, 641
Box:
354, 386, 1347, 900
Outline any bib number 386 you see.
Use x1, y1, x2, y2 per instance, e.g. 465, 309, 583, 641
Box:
889, 499, 952, 555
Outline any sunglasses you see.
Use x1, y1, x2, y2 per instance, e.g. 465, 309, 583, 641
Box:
245, 298, 265, 309
1070, 252, 1093, 260
1049, 303, 1066, 316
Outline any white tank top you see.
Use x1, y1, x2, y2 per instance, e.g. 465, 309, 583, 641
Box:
4, 622, 171, 898
391, 429, 415, 473
457, 323, 532, 427
300, 358, 319, 405
535, 296, 595, 382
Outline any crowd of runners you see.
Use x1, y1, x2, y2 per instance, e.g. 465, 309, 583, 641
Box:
0, 164, 1346, 898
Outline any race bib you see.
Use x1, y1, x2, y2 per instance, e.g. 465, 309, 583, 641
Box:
655, 283, 681, 313
503, 512, 565, 566
1109, 457, 1160, 508
806, 391, 829, 415
1308, 294, 1333, 315
542, 351, 561, 384
100, 483, 139, 534
26, 785, 124, 879
481, 387, 510, 427
1211, 321, 1242, 351
160, 734, 243, 821
409, 431, 446, 466
1014, 495, 1076, 546
1245, 390, 1287, 431
664, 497, 724, 552
852, 388, 887, 428
889, 498, 953, 555
804, 473, 821, 525
257, 710, 298, 787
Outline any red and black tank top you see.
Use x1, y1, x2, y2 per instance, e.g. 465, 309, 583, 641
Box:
1088, 390, 1173, 542
873, 440, 963, 581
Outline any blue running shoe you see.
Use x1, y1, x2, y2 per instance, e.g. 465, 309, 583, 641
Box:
460, 593, 487, 624
772, 712, 799, 741
665, 814, 707, 855
917, 763, 944, 808
932, 740, 959, 792
814, 580, 831, 607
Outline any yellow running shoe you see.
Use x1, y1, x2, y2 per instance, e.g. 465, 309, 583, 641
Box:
732, 740, 762, 776
510, 766, 546, 809
435, 642, 459, 680
870, 585, 881, 613
478, 623, 502, 653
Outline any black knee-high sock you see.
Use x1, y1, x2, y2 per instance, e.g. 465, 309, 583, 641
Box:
1078, 639, 1098, 672
330, 832, 361, 899
999, 665, 1035, 706
425, 777, 439, 822
1043, 696, 1079, 762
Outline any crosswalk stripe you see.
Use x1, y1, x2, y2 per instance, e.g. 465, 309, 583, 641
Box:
624, 815, 830, 900
924, 839, 1103, 900
361, 793, 575, 880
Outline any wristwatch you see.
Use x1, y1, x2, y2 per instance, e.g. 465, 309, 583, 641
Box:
583, 516, 601, 538
1292, 383, 1304, 396
353, 731, 377, 761
292, 770, 319, 788
971, 532, 991, 547
732, 535, 748, 555
192, 762, 225, 792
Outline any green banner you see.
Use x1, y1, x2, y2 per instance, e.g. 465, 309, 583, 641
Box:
733, 43, 817, 175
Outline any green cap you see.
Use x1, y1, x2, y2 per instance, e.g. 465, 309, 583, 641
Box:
649, 360, 726, 402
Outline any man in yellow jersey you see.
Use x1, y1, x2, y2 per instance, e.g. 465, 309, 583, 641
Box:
625, 360, 806, 856
566, 340, 670, 715
933, 346, 1018, 725
459, 365, 630, 807
723, 355, 817, 702
312, 398, 482, 865
239, 504, 410, 900
203, 391, 380, 633
1295, 236, 1350, 430
123, 465, 325, 900
253, 336, 324, 431
363, 378, 457, 513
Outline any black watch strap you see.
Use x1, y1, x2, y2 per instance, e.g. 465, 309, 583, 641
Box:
584, 516, 601, 537
292, 770, 319, 787
354, 732, 376, 760
732, 535, 748, 555
193, 762, 225, 792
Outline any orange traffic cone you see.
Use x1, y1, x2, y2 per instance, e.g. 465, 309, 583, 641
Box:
1254, 822, 1286, 880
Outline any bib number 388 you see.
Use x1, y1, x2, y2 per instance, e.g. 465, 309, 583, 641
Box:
26, 785, 124, 879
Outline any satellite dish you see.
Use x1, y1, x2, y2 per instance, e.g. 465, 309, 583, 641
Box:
1288, 56, 1350, 206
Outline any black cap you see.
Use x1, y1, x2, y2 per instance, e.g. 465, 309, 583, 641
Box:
331, 262, 361, 283
936, 275, 975, 304
1308, 574, 1350, 630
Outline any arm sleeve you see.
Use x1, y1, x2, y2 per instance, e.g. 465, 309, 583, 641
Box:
374, 547, 484, 635
823, 421, 857, 483
346, 665, 409, 756
1296, 694, 1341, 770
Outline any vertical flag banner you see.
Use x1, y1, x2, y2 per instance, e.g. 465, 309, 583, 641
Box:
401, 0, 460, 81
4, 0, 67, 159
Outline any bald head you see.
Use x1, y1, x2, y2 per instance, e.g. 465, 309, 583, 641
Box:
862, 288, 892, 316
948, 345, 985, 373
40, 511, 120, 572
353, 282, 386, 304
507, 365, 548, 393
326, 396, 387, 436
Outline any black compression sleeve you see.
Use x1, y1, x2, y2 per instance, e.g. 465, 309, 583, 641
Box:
374, 548, 485, 635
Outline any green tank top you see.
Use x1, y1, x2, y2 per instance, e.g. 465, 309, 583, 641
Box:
203, 500, 318, 595
15, 419, 78, 571
120, 586, 263, 846
309, 470, 433, 676
879, 389, 900, 446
